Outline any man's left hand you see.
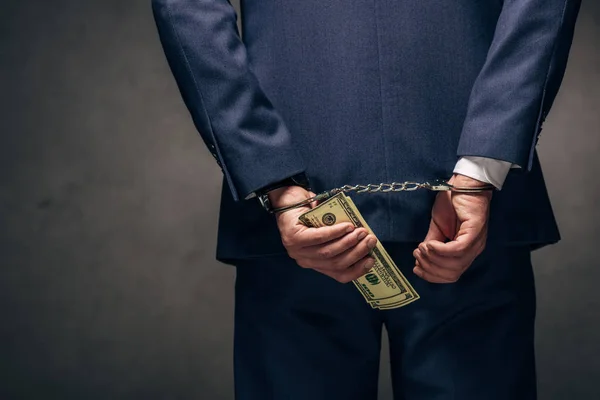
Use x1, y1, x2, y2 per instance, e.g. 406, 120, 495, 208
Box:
413, 174, 493, 283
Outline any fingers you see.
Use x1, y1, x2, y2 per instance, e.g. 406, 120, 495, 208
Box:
307, 191, 319, 208
413, 266, 456, 284
414, 224, 486, 284
423, 224, 486, 270
315, 255, 376, 284
423, 218, 448, 243
413, 248, 460, 283
295, 234, 378, 271
425, 230, 484, 257
301, 228, 369, 260
413, 209, 463, 283
417, 243, 464, 270
281, 222, 355, 249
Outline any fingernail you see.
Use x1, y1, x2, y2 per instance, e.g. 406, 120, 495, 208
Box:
346, 225, 354, 233
364, 259, 375, 270
357, 231, 367, 240
367, 238, 377, 249
413, 266, 422, 276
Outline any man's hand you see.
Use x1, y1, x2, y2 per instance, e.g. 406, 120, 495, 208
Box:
413, 174, 493, 283
269, 186, 377, 283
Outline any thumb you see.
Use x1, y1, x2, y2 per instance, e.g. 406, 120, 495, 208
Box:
425, 192, 458, 243
423, 218, 448, 243
282, 191, 318, 228
415, 219, 446, 268
307, 191, 320, 209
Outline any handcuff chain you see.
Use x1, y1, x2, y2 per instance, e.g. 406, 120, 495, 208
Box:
268, 179, 495, 214
337, 181, 424, 194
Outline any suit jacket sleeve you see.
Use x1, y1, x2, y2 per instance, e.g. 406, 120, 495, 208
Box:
152, 0, 306, 201
457, 0, 581, 171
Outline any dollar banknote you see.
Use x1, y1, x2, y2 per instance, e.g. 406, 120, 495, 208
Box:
298, 192, 419, 309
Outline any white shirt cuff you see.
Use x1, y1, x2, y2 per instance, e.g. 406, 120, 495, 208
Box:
453, 156, 518, 190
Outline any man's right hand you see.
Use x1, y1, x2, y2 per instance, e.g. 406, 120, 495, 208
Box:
268, 186, 377, 283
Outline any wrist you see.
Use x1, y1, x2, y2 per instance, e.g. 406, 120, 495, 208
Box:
255, 173, 311, 213
451, 174, 494, 201
451, 173, 491, 188
268, 185, 311, 208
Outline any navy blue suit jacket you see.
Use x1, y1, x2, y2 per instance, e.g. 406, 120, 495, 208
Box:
152, 0, 581, 263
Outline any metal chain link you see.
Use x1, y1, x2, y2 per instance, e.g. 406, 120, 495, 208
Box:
334, 179, 497, 195
337, 181, 425, 194
269, 179, 495, 214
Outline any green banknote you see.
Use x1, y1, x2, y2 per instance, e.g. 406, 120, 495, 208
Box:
299, 192, 419, 309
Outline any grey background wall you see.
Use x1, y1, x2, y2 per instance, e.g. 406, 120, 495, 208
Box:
0, 0, 598, 399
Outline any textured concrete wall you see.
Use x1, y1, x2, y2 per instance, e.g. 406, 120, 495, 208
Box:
1, 1, 598, 398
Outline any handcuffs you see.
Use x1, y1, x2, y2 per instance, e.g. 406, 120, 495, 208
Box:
259, 179, 496, 214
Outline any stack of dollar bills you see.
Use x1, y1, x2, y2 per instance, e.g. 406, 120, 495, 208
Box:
299, 192, 420, 310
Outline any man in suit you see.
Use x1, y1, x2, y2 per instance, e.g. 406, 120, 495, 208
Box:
152, 1, 581, 399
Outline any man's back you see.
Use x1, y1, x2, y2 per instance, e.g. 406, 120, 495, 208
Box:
207, 0, 570, 261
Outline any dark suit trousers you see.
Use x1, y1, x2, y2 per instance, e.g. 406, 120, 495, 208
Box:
233, 244, 536, 400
